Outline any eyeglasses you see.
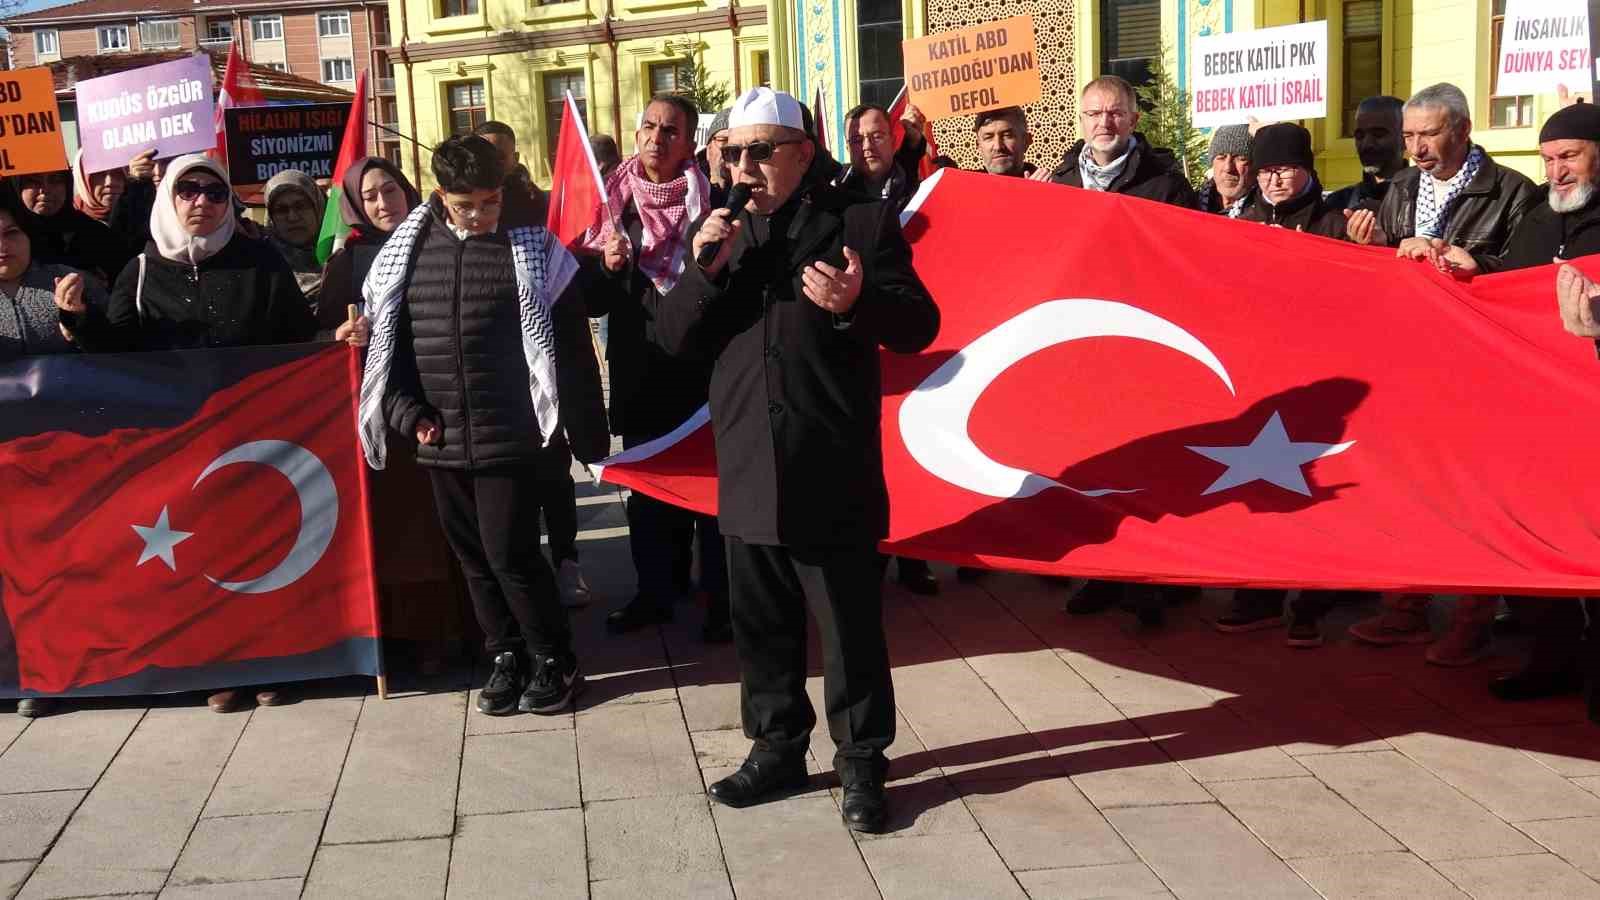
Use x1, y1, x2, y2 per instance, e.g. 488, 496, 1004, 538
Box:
1080, 109, 1131, 121
722, 139, 805, 164
174, 181, 231, 205
1258, 167, 1300, 183
847, 132, 892, 148
445, 194, 502, 219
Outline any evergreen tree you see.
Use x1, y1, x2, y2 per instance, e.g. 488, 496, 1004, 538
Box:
1134, 52, 1209, 188
677, 55, 732, 116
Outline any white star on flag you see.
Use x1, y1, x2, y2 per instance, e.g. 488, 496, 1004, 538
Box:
1185, 411, 1355, 497
132, 506, 193, 571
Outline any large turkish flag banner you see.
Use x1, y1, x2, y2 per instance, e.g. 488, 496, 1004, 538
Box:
0, 344, 380, 696
597, 169, 1600, 595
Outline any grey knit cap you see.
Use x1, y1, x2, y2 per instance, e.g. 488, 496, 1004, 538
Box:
1208, 124, 1252, 160
708, 107, 732, 137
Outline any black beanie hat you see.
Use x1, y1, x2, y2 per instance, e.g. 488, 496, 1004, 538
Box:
1540, 101, 1600, 143
1252, 123, 1315, 171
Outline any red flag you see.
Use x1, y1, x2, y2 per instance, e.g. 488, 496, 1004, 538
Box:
887, 85, 908, 151
213, 41, 264, 166
547, 91, 608, 248
0, 345, 379, 694
317, 71, 369, 263
595, 170, 1600, 595
886, 85, 940, 179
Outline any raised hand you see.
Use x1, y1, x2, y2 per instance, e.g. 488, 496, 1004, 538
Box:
802, 247, 864, 315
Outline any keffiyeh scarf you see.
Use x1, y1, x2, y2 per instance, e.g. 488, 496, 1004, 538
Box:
1079, 141, 1133, 191
1414, 146, 1486, 239
357, 203, 578, 469
582, 155, 708, 295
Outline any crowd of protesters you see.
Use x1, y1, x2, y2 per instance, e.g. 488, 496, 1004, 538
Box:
4, 71, 1600, 833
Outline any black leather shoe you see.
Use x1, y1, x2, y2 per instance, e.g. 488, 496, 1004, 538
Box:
840, 779, 888, 833
606, 600, 673, 634
1490, 668, 1583, 702
707, 758, 808, 808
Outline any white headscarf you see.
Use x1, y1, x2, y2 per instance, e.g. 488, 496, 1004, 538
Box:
150, 154, 236, 266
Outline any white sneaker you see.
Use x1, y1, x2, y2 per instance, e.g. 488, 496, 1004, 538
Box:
558, 559, 591, 608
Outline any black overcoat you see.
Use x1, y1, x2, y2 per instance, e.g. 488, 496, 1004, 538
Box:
650, 178, 939, 548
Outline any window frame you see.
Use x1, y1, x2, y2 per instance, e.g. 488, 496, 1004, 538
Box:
96, 24, 130, 53
33, 29, 58, 57
857, 0, 905, 110
1100, 0, 1160, 87
1340, 0, 1383, 138
1488, 0, 1534, 129
438, 0, 480, 18
204, 18, 234, 42
138, 18, 182, 49
250, 15, 284, 41
543, 69, 587, 163
446, 79, 487, 135
317, 11, 352, 37
321, 57, 356, 83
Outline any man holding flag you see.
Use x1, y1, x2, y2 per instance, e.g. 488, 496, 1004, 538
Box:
578, 93, 732, 643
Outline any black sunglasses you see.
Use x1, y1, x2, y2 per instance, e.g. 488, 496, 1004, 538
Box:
174, 180, 231, 205
722, 139, 805, 164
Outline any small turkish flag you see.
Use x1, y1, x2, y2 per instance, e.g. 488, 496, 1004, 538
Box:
597, 170, 1600, 595
547, 91, 608, 248
0, 345, 378, 694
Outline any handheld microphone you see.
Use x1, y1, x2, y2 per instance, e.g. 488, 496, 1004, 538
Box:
696, 183, 753, 268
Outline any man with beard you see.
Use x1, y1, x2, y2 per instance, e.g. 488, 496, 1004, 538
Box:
1195, 125, 1254, 217
1345, 83, 1537, 260
973, 107, 1034, 177
1040, 75, 1196, 208
1327, 96, 1408, 212
652, 86, 938, 832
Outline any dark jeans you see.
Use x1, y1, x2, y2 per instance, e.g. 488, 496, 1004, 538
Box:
727, 537, 894, 783
538, 436, 579, 564
428, 466, 571, 659
623, 433, 726, 612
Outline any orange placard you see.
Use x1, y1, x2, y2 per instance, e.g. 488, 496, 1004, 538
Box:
0, 67, 66, 177
902, 16, 1042, 121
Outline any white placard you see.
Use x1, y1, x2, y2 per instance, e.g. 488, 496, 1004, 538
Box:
1496, 0, 1589, 96
1190, 21, 1328, 128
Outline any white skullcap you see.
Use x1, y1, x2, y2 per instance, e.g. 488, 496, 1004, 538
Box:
728, 87, 805, 130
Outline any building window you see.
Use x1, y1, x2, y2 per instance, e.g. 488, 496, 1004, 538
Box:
321, 58, 355, 83
33, 30, 58, 57
266, 61, 290, 72
381, 141, 402, 167
139, 18, 181, 49
857, 0, 903, 109
96, 25, 130, 52
440, 0, 479, 17
1101, 0, 1160, 87
543, 70, 586, 162
317, 11, 351, 37
251, 15, 283, 41
447, 80, 487, 135
1489, 0, 1534, 128
754, 50, 771, 87
648, 60, 693, 95
203, 18, 233, 43
1342, 1, 1382, 137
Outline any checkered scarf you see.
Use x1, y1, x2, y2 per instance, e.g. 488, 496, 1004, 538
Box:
582, 155, 708, 295
357, 202, 578, 469
1414, 145, 1486, 239
1079, 141, 1133, 191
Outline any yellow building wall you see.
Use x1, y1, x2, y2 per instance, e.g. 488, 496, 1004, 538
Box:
392, 0, 769, 191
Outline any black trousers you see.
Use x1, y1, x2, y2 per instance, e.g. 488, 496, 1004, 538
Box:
623, 434, 727, 612
428, 466, 571, 659
1505, 596, 1597, 674
727, 537, 894, 783
537, 437, 579, 565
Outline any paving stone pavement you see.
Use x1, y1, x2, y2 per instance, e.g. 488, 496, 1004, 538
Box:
4, 472, 1600, 898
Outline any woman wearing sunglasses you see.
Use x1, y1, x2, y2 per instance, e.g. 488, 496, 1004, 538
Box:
59, 154, 317, 356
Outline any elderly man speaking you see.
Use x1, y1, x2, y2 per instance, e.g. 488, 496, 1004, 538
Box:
650, 87, 939, 832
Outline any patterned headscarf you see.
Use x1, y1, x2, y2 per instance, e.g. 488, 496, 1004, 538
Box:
71, 149, 114, 222
581, 155, 708, 295
1414, 145, 1485, 239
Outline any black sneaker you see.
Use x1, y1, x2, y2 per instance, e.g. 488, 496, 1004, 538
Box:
1215, 590, 1285, 633
520, 653, 584, 714
1285, 614, 1324, 648
477, 652, 525, 716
